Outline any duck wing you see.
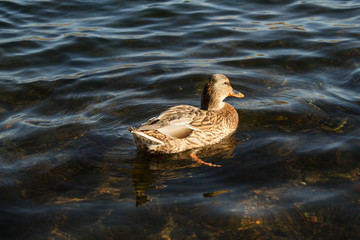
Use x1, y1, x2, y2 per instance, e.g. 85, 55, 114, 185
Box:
138, 105, 218, 139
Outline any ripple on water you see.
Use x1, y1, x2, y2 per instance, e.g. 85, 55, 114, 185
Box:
1, 0, 360, 239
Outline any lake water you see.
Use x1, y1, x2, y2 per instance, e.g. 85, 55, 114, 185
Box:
1, 0, 360, 239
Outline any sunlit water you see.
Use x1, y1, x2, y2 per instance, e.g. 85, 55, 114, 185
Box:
1, 0, 360, 239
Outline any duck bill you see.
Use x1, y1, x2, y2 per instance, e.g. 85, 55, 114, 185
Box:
229, 89, 244, 98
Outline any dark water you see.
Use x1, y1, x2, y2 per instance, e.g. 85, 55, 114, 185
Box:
1, 0, 360, 239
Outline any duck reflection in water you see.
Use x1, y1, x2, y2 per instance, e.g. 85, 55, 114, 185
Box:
132, 135, 238, 207
129, 74, 244, 168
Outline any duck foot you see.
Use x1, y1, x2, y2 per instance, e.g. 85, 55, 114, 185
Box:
189, 153, 222, 167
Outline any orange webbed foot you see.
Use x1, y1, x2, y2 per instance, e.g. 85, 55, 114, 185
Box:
189, 153, 222, 167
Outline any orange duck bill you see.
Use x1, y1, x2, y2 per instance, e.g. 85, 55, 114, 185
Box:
229, 89, 244, 98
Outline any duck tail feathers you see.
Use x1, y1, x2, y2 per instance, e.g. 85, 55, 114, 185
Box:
129, 127, 164, 145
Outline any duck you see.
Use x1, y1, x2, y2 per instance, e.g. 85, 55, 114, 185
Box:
129, 73, 244, 167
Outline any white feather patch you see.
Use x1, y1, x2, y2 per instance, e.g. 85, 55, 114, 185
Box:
157, 118, 198, 139
133, 131, 164, 144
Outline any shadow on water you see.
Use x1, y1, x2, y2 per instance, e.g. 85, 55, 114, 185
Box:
132, 135, 238, 207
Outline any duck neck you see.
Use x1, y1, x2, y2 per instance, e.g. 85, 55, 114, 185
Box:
201, 90, 225, 111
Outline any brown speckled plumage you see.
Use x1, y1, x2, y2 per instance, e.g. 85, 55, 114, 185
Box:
129, 73, 244, 156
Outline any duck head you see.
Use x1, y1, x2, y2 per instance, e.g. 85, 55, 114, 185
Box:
201, 74, 244, 111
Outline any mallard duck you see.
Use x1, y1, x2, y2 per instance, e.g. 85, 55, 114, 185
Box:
129, 73, 244, 167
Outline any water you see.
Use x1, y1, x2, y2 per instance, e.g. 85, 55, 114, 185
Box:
1, 0, 360, 239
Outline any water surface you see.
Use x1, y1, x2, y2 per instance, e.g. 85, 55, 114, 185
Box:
1, 0, 360, 239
